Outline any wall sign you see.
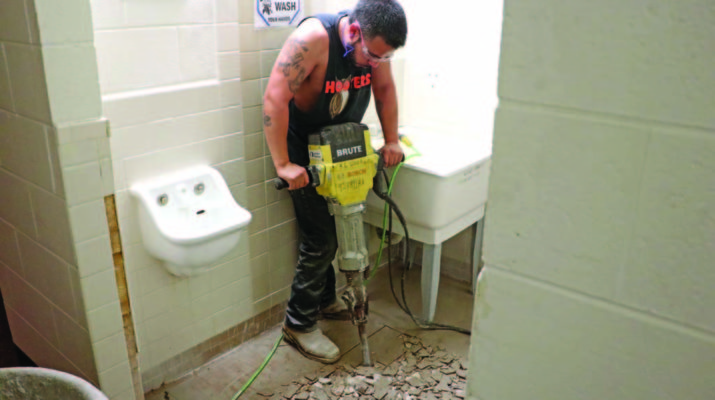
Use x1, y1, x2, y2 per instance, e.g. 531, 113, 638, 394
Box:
254, 0, 304, 28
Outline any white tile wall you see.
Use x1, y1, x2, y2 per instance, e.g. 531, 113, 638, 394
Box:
103, 81, 221, 129
29, 185, 76, 262
68, 199, 108, 244
0, 220, 22, 275
97, 361, 133, 398
239, 51, 261, 80
0, 46, 13, 111
42, 44, 103, 124
4, 43, 51, 122
86, 301, 124, 342
217, 23, 240, 52
124, 0, 214, 27
17, 233, 81, 321
92, 332, 130, 372
1, 0, 123, 394
5, 306, 87, 380
216, 0, 240, 23
80, 268, 119, 311
94, 27, 183, 94
178, 26, 219, 81
53, 308, 96, 374
34, 0, 94, 44
12, 277, 59, 347
63, 162, 104, 206
0, 0, 36, 44
0, 112, 54, 191
120, 133, 245, 190
88, 0, 126, 30
219, 51, 242, 80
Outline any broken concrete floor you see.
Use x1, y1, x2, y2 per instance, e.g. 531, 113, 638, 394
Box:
264, 329, 470, 400
145, 264, 475, 400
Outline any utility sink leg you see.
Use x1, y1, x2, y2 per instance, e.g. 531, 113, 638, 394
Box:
421, 243, 441, 323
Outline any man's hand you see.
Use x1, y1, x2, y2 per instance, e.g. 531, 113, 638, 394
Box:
381, 142, 404, 168
277, 163, 309, 190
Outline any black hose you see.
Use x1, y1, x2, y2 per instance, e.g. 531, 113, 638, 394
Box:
373, 171, 471, 335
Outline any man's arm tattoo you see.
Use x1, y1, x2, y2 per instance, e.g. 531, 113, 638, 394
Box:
263, 112, 272, 127
277, 38, 309, 94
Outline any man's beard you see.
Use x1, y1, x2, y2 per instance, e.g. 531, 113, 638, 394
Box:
347, 50, 370, 69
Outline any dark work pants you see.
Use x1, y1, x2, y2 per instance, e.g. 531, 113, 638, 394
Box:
285, 186, 338, 332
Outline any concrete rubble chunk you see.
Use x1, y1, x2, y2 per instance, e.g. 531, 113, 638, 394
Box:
441, 365, 457, 375
456, 369, 467, 379
455, 389, 466, 398
356, 366, 376, 377
422, 392, 439, 400
331, 385, 345, 396
373, 377, 390, 399
436, 376, 452, 392
431, 370, 444, 382
382, 364, 399, 376
293, 392, 310, 400
312, 388, 330, 400
283, 383, 300, 398
416, 359, 431, 370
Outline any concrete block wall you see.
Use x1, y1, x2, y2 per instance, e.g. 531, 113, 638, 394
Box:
0, 0, 134, 398
468, 0, 715, 398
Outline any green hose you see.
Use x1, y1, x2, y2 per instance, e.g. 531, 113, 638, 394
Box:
366, 149, 421, 284
231, 332, 284, 399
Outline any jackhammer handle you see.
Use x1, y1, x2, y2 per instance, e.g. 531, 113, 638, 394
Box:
273, 166, 319, 190
376, 152, 406, 171
273, 177, 290, 190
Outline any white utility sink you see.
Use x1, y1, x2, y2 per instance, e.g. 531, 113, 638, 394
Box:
365, 126, 491, 322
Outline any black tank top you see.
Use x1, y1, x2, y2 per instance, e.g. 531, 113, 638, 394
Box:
287, 11, 373, 166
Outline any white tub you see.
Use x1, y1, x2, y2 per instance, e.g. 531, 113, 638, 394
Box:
365, 126, 491, 245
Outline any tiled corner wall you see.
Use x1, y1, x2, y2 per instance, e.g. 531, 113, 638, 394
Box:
88, 0, 307, 392
468, 0, 715, 398
0, 0, 136, 399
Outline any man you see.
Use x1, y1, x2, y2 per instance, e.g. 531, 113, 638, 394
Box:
263, 0, 408, 363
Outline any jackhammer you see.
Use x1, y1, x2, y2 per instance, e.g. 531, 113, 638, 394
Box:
274, 122, 397, 366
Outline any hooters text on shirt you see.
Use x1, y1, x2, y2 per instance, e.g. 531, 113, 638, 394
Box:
324, 73, 371, 94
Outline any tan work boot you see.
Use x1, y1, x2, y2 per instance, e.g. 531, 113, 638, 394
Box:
320, 297, 352, 320
282, 325, 341, 364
